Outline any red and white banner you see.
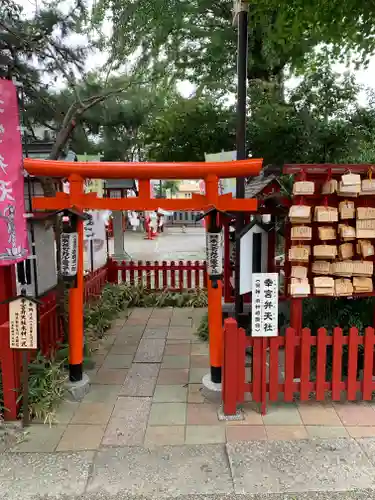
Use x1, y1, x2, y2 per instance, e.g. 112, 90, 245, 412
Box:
0, 79, 29, 265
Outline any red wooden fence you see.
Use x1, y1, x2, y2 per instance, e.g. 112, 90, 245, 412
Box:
223, 318, 375, 416
107, 259, 207, 290
0, 265, 109, 420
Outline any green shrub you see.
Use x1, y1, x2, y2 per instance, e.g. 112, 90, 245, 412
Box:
17, 352, 67, 425
196, 312, 209, 342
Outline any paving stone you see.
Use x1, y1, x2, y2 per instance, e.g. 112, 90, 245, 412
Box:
150, 307, 173, 318
226, 425, 267, 442
102, 354, 134, 369
186, 425, 225, 444
170, 316, 193, 327
134, 338, 165, 363
227, 438, 375, 494
349, 427, 375, 438
187, 403, 221, 425
93, 368, 129, 385
162, 355, 190, 369
168, 326, 196, 340
262, 404, 303, 426
334, 403, 375, 426
188, 384, 205, 403
120, 363, 159, 397
57, 424, 105, 451
91, 353, 107, 367
149, 402, 187, 426
226, 405, 263, 426
306, 426, 349, 438
266, 425, 308, 440
10, 425, 66, 452
158, 368, 190, 385
87, 444, 233, 496
0, 451, 94, 499
164, 343, 191, 356
191, 343, 209, 356
153, 384, 188, 403
144, 425, 185, 447
82, 384, 122, 404
190, 355, 209, 368
189, 367, 208, 383
298, 403, 343, 426
54, 401, 80, 424
147, 318, 171, 328
143, 327, 168, 339
102, 397, 152, 446
71, 402, 114, 425
108, 343, 139, 355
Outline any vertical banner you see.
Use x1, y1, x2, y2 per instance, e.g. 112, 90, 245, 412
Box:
0, 79, 29, 265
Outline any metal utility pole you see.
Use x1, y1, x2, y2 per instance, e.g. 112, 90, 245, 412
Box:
234, 0, 249, 322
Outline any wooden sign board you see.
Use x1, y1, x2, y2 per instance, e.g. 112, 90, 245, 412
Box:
61, 232, 78, 277
251, 273, 278, 337
206, 232, 223, 276
9, 297, 37, 349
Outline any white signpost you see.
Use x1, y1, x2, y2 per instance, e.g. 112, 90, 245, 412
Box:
251, 273, 278, 337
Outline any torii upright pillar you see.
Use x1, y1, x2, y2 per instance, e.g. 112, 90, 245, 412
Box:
24, 158, 262, 385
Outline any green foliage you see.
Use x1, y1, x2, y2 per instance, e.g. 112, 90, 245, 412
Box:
302, 297, 375, 380
303, 297, 375, 335
154, 180, 180, 198
145, 96, 236, 162
196, 312, 209, 342
92, 0, 375, 92
18, 353, 67, 426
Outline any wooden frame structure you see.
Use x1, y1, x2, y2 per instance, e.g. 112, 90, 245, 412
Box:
24, 157, 262, 384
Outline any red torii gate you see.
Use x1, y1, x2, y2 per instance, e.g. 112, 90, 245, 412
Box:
24, 157, 262, 385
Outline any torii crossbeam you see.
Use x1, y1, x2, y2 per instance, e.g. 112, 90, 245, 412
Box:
24, 157, 262, 385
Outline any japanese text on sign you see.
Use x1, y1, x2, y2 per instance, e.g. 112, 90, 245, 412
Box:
251, 273, 278, 337
60, 232, 78, 277
206, 232, 223, 277
9, 297, 37, 349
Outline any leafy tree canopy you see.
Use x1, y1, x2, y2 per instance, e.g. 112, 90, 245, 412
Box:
92, 0, 375, 92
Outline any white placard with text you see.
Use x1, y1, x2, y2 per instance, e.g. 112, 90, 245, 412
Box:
251, 273, 278, 337
9, 297, 37, 349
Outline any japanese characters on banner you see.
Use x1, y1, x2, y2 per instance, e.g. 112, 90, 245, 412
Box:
251, 273, 278, 337
0, 79, 29, 265
9, 297, 37, 349
60, 232, 78, 277
206, 232, 223, 277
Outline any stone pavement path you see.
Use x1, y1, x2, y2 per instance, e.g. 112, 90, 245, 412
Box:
3, 307, 375, 498
9, 306, 375, 452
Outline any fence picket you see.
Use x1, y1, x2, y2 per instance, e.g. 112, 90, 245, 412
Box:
316, 328, 327, 401
252, 337, 262, 402
187, 261, 192, 289
178, 260, 184, 290
300, 328, 312, 401
154, 261, 160, 289
170, 261, 176, 289
269, 336, 281, 401
237, 327, 246, 403
347, 327, 359, 400
363, 327, 375, 400
162, 260, 168, 289
129, 260, 135, 285
332, 327, 344, 401
284, 327, 295, 401
145, 261, 152, 289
